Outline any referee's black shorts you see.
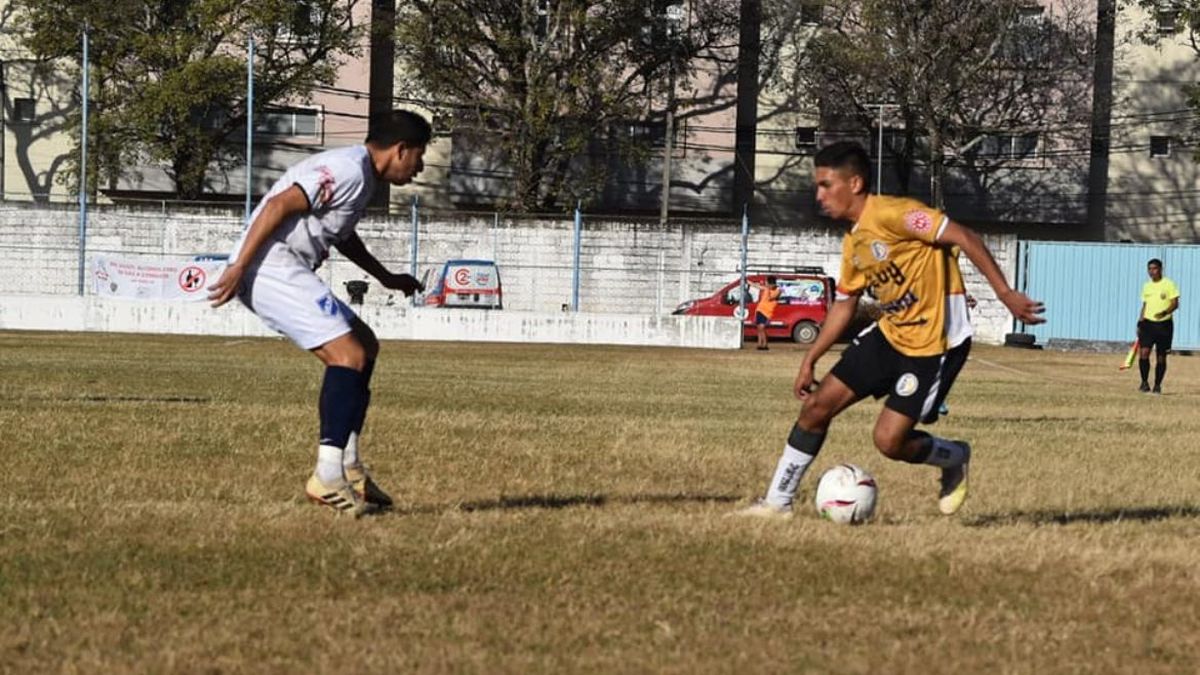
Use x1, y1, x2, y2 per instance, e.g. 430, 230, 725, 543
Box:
1138, 319, 1173, 355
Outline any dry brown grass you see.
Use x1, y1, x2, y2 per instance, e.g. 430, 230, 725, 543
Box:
1, 330, 1198, 674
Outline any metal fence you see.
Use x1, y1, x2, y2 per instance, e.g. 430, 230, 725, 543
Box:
2, 200, 840, 319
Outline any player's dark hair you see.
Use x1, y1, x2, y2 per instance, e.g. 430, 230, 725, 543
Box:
1148, 258, 1163, 268
814, 141, 872, 193
767, 275, 777, 285
365, 109, 432, 147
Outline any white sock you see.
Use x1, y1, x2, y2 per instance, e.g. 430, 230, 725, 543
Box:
316, 444, 346, 484
764, 445, 816, 508
342, 432, 361, 470
923, 437, 970, 468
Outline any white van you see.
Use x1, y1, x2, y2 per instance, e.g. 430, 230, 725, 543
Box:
423, 259, 503, 309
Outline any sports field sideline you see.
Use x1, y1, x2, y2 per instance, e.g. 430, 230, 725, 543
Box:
1, 331, 1197, 673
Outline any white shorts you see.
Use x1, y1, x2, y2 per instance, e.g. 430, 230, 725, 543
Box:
238, 263, 357, 350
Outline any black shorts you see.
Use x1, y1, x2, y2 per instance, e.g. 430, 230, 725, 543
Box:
923, 338, 971, 424
830, 324, 954, 422
1138, 319, 1173, 354
754, 312, 770, 326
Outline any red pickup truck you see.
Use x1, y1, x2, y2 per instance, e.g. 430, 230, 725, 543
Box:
672, 268, 835, 344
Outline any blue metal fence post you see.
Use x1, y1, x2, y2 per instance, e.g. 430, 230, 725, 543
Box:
77, 26, 90, 295
738, 203, 749, 328
244, 35, 255, 223
409, 195, 420, 307
572, 201, 582, 312
409, 194, 419, 274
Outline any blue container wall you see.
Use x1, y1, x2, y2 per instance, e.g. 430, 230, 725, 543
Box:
1020, 242, 1198, 349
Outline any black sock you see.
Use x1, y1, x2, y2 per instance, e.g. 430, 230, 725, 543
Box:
1139, 358, 1150, 384
787, 423, 826, 457
1154, 361, 1166, 388
904, 430, 934, 464
319, 366, 367, 448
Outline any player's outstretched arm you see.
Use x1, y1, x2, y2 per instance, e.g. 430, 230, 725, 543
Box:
335, 233, 424, 297
208, 185, 310, 308
939, 220, 1045, 325
796, 294, 858, 399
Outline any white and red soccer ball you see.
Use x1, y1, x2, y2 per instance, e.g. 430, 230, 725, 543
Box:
814, 464, 878, 524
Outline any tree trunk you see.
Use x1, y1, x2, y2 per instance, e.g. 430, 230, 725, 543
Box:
927, 126, 945, 209
172, 148, 209, 201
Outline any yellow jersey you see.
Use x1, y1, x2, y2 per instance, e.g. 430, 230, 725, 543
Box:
1141, 278, 1180, 322
837, 195, 951, 356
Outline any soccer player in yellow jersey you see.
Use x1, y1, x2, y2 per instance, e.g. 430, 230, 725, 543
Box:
1137, 258, 1180, 394
737, 141, 1044, 519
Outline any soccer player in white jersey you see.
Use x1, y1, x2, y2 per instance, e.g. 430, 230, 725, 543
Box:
208, 110, 430, 517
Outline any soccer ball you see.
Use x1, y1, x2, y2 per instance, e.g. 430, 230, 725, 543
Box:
814, 464, 878, 524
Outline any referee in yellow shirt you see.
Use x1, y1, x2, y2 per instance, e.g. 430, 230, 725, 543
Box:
1138, 258, 1181, 394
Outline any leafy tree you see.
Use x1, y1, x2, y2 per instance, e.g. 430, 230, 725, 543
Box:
796, 0, 1095, 207
394, 0, 745, 212
12, 0, 362, 200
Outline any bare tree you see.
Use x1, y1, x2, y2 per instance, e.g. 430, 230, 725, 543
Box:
794, 0, 1095, 208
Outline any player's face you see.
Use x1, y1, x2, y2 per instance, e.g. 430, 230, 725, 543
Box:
384, 143, 426, 186
1148, 263, 1162, 281
814, 166, 862, 220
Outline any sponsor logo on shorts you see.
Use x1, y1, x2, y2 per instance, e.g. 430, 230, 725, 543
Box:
895, 373, 919, 397
316, 293, 340, 317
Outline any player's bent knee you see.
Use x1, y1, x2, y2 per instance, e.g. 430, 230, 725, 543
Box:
873, 430, 907, 460
798, 399, 835, 429
314, 336, 368, 371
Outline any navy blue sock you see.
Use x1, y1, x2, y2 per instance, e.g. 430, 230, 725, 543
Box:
319, 366, 367, 449
352, 359, 376, 434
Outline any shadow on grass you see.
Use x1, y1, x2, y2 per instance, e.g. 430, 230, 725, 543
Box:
965, 505, 1200, 528
72, 394, 211, 403
1, 394, 213, 404
399, 492, 740, 516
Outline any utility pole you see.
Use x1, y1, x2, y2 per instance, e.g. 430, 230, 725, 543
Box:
864, 103, 899, 194
659, 3, 685, 227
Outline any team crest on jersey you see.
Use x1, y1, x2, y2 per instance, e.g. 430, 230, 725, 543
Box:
895, 373, 919, 397
904, 210, 933, 234
316, 166, 336, 205
870, 241, 889, 261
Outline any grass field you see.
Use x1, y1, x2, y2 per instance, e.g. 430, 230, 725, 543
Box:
2, 330, 1199, 674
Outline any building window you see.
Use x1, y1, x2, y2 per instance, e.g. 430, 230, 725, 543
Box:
1156, 2, 1181, 34
1150, 135, 1172, 157
970, 132, 1039, 160
255, 107, 322, 139
799, 1, 824, 26
534, 0, 551, 42
13, 98, 35, 123
795, 127, 817, 151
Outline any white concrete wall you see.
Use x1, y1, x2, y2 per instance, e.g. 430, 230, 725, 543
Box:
0, 295, 742, 349
0, 203, 1019, 345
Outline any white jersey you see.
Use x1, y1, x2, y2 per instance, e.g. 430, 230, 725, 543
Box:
230, 145, 376, 271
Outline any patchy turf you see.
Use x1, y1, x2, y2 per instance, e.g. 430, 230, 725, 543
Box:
1, 331, 1197, 674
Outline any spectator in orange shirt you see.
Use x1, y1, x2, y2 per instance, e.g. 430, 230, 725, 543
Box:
749, 276, 782, 351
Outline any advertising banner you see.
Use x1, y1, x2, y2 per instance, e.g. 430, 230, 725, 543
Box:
92, 256, 227, 302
